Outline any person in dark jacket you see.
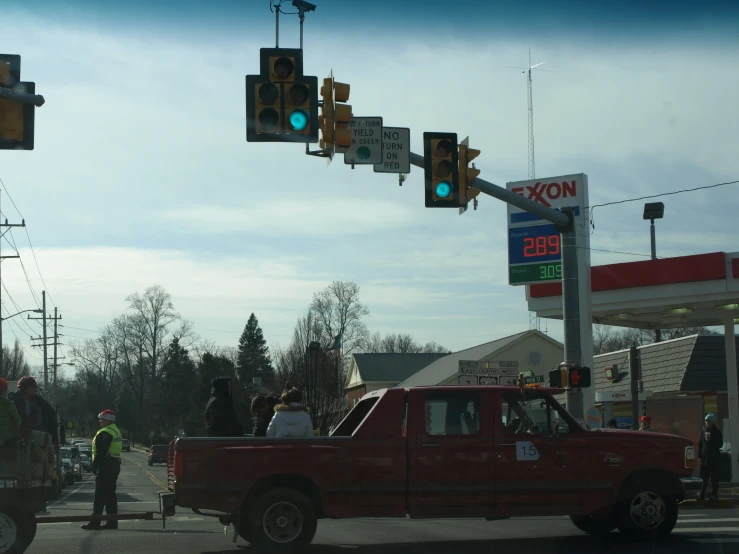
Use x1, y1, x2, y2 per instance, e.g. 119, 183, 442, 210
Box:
205, 377, 243, 437
251, 395, 279, 437
9, 376, 59, 448
607, 419, 618, 429
698, 412, 723, 501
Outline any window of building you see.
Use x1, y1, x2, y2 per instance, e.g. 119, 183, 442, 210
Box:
425, 393, 481, 436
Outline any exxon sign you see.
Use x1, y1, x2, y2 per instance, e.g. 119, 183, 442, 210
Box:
506, 173, 588, 228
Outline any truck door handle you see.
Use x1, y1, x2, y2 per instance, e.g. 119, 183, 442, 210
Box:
498, 443, 516, 447
421, 443, 439, 448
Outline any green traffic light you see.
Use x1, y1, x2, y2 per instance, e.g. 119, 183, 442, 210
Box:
435, 182, 452, 199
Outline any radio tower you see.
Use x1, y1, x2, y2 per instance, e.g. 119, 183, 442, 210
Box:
524, 49, 545, 332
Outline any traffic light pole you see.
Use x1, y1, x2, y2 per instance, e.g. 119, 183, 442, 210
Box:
410, 152, 586, 422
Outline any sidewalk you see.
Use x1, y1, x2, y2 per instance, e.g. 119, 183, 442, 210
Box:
680, 483, 739, 508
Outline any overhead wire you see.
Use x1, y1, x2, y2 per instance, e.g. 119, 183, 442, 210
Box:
587, 178, 739, 232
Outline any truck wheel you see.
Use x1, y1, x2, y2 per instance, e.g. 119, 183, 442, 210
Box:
616, 489, 678, 540
569, 515, 617, 535
247, 488, 317, 553
0, 510, 35, 554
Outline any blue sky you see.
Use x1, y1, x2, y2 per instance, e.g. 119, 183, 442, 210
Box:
1, 0, 738, 374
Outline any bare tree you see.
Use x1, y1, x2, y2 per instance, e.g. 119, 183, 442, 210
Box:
592, 325, 718, 355
310, 281, 369, 356
361, 332, 449, 354
125, 285, 180, 381
274, 311, 344, 434
1, 339, 31, 379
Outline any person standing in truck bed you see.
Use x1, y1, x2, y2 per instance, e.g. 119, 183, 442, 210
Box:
205, 377, 243, 437
266, 388, 314, 438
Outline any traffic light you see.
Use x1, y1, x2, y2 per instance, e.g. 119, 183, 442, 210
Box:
423, 132, 459, 208
458, 140, 481, 211
246, 48, 318, 143
548, 367, 567, 388
0, 54, 35, 150
568, 366, 591, 388
319, 70, 352, 157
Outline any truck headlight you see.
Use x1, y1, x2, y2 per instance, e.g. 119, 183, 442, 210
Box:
685, 445, 696, 468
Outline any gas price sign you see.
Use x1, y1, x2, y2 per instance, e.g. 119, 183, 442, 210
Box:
508, 224, 563, 285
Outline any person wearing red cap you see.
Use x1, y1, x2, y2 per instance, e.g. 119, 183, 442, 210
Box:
639, 415, 657, 432
81, 409, 123, 531
0, 378, 21, 440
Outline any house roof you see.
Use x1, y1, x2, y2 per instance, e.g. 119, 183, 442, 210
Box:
592, 334, 739, 395
350, 353, 447, 384
398, 330, 563, 387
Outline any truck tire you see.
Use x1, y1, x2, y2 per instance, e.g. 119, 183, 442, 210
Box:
569, 515, 617, 535
246, 487, 317, 553
0, 510, 35, 554
616, 489, 678, 540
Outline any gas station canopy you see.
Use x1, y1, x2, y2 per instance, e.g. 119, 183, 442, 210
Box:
527, 252, 739, 329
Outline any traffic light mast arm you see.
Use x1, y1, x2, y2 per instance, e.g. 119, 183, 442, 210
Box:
410, 150, 585, 422
409, 152, 568, 227
0, 87, 44, 107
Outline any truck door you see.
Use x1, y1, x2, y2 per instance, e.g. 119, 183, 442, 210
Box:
494, 390, 598, 516
407, 388, 495, 517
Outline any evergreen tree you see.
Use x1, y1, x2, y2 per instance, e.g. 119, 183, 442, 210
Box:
159, 337, 197, 435
236, 313, 274, 387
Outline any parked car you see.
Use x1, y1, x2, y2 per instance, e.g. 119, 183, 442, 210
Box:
169, 385, 701, 551
148, 445, 168, 466
122, 439, 131, 452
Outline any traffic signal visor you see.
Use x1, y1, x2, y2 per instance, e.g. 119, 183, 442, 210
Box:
319, 77, 352, 152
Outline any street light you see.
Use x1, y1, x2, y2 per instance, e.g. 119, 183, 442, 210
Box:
1, 308, 43, 321
644, 202, 665, 341
0, 308, 43, 374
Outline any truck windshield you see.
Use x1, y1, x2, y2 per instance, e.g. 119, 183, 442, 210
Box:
501, 391, 573, 435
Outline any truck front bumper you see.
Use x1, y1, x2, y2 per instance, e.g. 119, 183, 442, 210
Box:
680, 477, 704, 499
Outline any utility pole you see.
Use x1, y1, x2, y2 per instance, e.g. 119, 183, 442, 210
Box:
0, 189, 25, 375
630, 344, 640, 430
29, 293, 61, 392
53, 306, 59, 402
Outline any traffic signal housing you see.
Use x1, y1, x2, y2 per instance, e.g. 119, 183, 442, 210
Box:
423, 132, 459, 208
548, 367, 568, 388
458, 140, 481, 212
0, 54, 35, 150
246, 48, 318, 143
319, 70, 352, 157
568, 366, 591, 388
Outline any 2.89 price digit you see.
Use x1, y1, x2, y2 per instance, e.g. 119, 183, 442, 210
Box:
523, 235, 560, 258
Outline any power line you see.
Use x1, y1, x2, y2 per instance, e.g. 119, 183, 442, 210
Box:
0, 177, 56, 310
1, 281, 40, 336
588, 178, 739, 234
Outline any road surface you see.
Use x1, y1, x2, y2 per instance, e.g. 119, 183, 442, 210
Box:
30, 449, 739, 553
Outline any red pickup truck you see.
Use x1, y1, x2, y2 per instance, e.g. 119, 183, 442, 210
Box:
167, 385, 701, 552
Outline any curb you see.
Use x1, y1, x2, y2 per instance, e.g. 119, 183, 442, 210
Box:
680, 499, 739, 509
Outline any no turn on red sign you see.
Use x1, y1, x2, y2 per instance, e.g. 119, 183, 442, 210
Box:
374, 127, 410, 174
